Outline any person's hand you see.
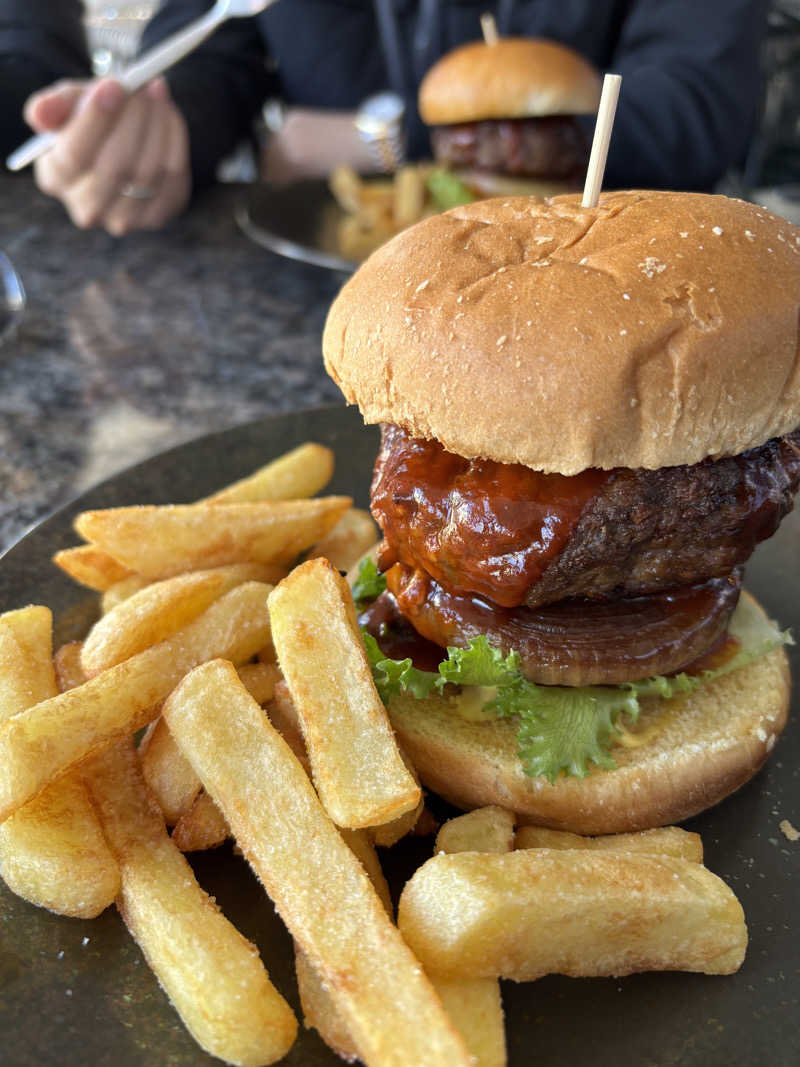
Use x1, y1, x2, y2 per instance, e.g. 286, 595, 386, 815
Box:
24, 77, 191, 236
261, 109, 378, 184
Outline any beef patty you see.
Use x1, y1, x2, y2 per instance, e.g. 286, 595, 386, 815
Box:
430, 116, 588, 178
372, 424, 800, 609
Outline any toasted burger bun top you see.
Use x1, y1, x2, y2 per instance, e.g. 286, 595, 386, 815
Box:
323, 190, 800, 474
418, 37, 601, 124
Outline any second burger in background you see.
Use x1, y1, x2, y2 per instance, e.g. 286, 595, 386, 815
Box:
419, 36, 601, 205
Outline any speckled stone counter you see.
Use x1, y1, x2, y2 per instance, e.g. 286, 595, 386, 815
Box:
0, 175, 346, 553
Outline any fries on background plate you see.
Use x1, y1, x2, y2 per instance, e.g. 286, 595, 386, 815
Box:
328, 162, 473, 262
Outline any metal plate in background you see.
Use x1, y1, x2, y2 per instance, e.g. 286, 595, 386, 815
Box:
0, 405, 798, 1067
237, 181, 357, 272
0, 250, 26, 349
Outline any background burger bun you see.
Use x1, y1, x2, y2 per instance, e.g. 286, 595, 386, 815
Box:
323, 190, 800, 475
418, 37, 602, 124
386, 593, 790, 834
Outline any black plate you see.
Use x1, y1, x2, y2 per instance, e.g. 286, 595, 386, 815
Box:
237, 181, 357, 272
1, 405, 798, 1067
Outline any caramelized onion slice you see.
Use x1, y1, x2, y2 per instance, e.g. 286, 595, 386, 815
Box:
386, 564, 743, 687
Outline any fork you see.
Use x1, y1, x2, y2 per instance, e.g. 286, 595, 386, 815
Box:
6, 0, 277, 172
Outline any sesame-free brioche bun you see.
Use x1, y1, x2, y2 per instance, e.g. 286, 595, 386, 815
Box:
386, 595, 790, 834
323, 190, 800, 475
418, 38, 602, 125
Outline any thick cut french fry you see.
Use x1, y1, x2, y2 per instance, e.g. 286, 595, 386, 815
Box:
270, 678, 302, 734
269, 684, 424, 853
1, 606, 54, 673
398, 850, 747, 980
357, 180, 395, 225
329, 165, 364, 214
0, 774, 121, 918
430, 978, 506, 1067
369, 800, 423, 849
236, 661, 282, 706
0, 627, 42, 717
257, 640, 276, 664
172, 791, 229, 852
295, 947, 359, 1062
60, 446, 333, 592
139, 717, 204, 826
0, 582, 272, 822
272, 679, 422, 847
432, 806, 509, 1067
307, 507, 379, 572
269, 558, 419, 829
393, 165, 426, 228
81, 445, 328, 604
53, 641, 87, 692
295, 827, 393, 1062
82, 570, 226, 675
141, 660, 281, 825
330, 163, 438, 262
267, 680, 310, 773
52, 544, 134, 590
412, 807, 441, 838
0, 616, 119, 919
100, 574, 149, 614
202, 443, 335, 504
515, 824, 703, 862
336, 214, 395, 263
436, 807, 515, 856
0, 607, 56, 712
75, 498, 351, 580
162, 660, 472, 1067
82, 564, 281, 677
83, 741, 296, 1065
369, 746, 423, 848
339, 829, 393, 918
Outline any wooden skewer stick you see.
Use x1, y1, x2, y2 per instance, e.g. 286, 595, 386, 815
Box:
581, 73, 622, 208
480, 13, 499, 45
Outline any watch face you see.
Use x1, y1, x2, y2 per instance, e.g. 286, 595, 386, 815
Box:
356, 92, 406, 137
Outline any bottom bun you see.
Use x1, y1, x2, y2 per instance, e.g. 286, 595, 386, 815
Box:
455, 168, 576, 199
387, 597, 790, 835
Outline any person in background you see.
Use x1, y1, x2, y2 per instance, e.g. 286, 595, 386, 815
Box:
19, 0, 768, 235
0, 0, 90, 160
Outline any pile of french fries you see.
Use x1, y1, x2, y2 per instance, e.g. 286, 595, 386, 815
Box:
0, 440, 748, 1066
329, 164, 439, 262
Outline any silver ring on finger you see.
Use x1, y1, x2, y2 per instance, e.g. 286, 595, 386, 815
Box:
120, 182, 155, 200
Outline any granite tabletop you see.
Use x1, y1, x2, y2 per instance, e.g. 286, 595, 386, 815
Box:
0, 174, 346, 554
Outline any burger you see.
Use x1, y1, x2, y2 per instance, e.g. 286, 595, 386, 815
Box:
322, 190, 800, 834
418, 37, 602, 204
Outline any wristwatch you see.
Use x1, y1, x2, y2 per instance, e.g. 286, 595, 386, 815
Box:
262, 98, 288, 135
354, 92, 406, 173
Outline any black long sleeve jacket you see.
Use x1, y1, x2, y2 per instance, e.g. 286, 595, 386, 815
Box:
141, 0, 766, 193
1, 0, 764, 191
0, 0, 90, 159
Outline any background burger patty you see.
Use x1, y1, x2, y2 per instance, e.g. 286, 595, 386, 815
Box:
430, 116, 588, 178
373, 425, 800, 609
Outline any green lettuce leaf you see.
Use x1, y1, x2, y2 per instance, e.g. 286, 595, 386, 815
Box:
426, 168, 476, 210
488, 680, 641, 782
362, 594, 791, 783
362, 632, 439, 702
351, 557, 386, 606
437, 634, 521, 688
